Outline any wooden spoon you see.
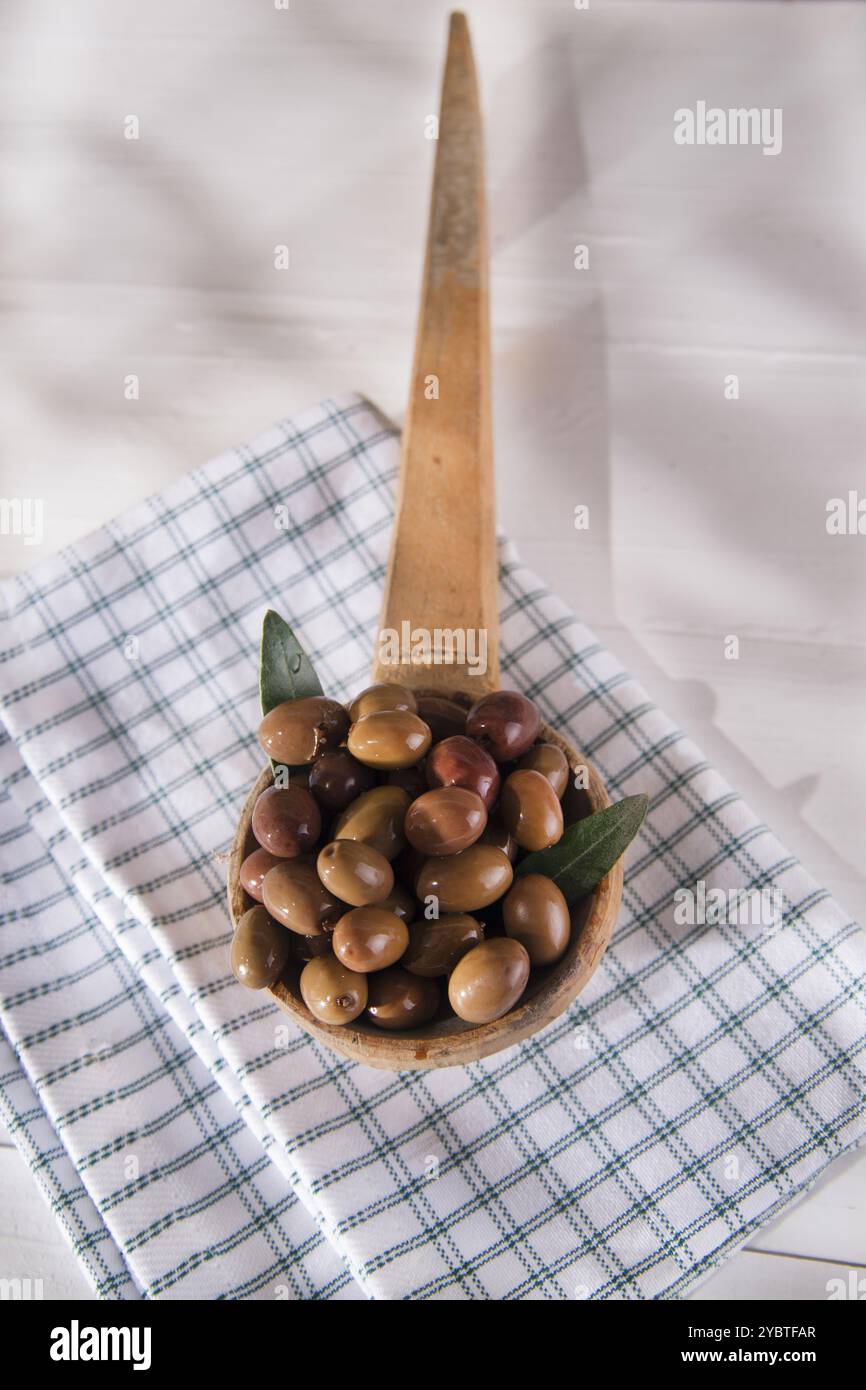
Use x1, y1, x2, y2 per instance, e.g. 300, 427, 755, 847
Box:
227, 12, 622, 1070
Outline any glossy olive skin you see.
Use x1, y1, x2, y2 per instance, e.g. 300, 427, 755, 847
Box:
308, 747, 375, 811
240, 847, 282, 902
416, 845, 513, 912
347, 710, 432, 770
316, 839, 394, 907
517, 743, 570, 800
402, 914, 484, 978
405, 787, 487, 857
263, 860, 342, 936
252, 784, 321, 857
503, 874, 570, 965
289, 931, 333, 966
332, 785, 411, 860
465, 690, 541, 763
332, 907, 409, 973
393, 846, 426, 895
386, 765, 427, 801
425, 735, 500, 811
231, 906, 290, 990
366, 967, 440, 1031
479, 817, 518, 863
447, 938, 531, 1023
416, 695, 467, 743
348, 683, 417, 722
300, 955, 368, 1025
258, 696, 349, 765
500, 768, 564, 851
376, 883, 416, 922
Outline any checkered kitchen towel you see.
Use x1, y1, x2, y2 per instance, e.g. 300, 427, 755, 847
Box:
1, 394, 864, 1300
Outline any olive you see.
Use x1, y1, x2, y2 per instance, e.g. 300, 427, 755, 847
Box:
416, 695, 467, 742
316, 839, 394, 907
332, 785, 411, 860
263, 860, 342, 936
332, 907, 409, 972
393, 845, 426, 894
402, 914, 484, 977
375, 882, 416, 922
465, 690, 541, 762
386, 765, 427, 800
405, 787, 487, 857
290, 931, 333, 966
348, 682, 417, 722
258, 696, 349, 765
347, 710, 432, 770
231, 906, 290, 990
239, 847, 282, 902
308, 747, 375, 811
503, 874, 570, 965
447, 938, 530, 1023
366, 967, 440, 1031
425, 735, 500, 811
416, 845, 513, 913
300, 955, 367, 1025
517, 742, 570, 799
500, 769, 564, 851
479, 817, 518, 863
251, 784, 321, 857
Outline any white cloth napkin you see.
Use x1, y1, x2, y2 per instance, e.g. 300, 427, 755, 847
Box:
1, 394, 864, 1299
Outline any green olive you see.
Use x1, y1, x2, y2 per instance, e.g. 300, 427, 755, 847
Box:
447, 938, 530, 1024
348, 683, 417, 722
262, 860, 342, 937
257, 696, 349, 765
300, 955, 368, 1025
231, 906, 290, 990
347, 710, 432, 770
416, 845, 513, 913
503, 874, 570, 965
402, 914, 484, 977
316, 839, 394, 907
331, 785, 411, 860
332, 907, 409, 973
500, 768, 564, 851
517, 743, 570, 799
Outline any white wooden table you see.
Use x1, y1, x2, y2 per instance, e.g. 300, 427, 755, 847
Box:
1, 0, 864, 1300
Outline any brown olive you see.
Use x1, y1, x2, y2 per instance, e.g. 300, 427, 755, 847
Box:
258, 696, 349, 765
402, 914, 484, 977
347, 710, 432, 770
239, 847, 282, 902
517, 743, 570, 799
332, 785, 411, 860
375, 882, 416, 922
300, 955, 367, 1025
231, 906, 290, 990
416, 845, 513, 913
290, 931, 333, 966
500, 769, 564, 851
316, 839, 394, 907
332, 907, 409, 973
348, 683, 417, 722
425, 735, 500, 811
503, 874, 570, 965
479, 817, 518, 863
465, 690, 541, 762
447, 938, 530, 1023
405, 787, 487, 857
308, 747, 375, 811
386, 765, 427, 800
251, 784, 321, 857
366, 967, 440, 1031
416, 695, 467, 743
263, 860, 342, 936
393, 845, 426, 894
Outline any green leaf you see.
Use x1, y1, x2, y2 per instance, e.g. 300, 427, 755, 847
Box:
259, 609, 322, 717
516, 793, 649, 904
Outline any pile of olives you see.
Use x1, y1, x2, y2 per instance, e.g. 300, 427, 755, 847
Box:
232, 684, 575, 1031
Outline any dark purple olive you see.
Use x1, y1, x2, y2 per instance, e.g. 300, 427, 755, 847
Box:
251, 784, 321, 858
386, 765, 427, 801
308, 747, 375, 811
240, 846, 282, 902
466, 691, 541, 762
416, 695, 467, 743
425, 735, 500, 811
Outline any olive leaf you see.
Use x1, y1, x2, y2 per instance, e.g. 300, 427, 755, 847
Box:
516, 793, 649, 905
259, 609, 322, 717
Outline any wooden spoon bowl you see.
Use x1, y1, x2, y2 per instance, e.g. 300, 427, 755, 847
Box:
226, 14, 623, 1070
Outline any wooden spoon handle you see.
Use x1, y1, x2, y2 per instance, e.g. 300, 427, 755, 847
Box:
371, 12, 499, 696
